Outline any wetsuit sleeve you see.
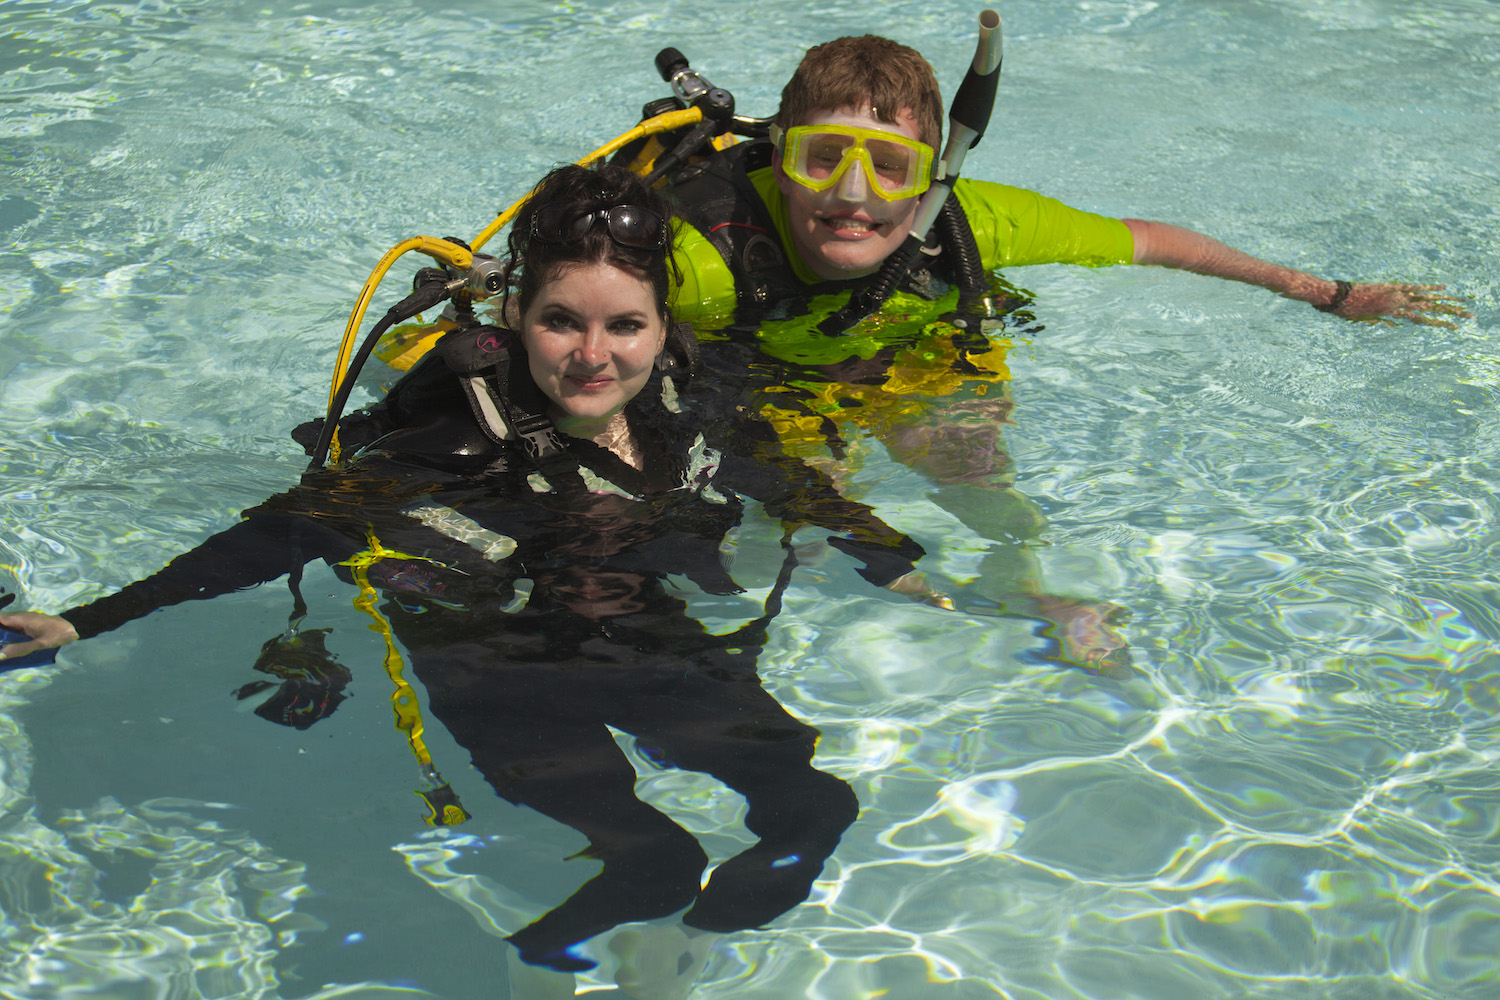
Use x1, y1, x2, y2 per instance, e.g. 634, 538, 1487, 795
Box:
955, 178, 1135, 270
669, 219, 739, 326
711, 423, 925, 588
58, 512, 355, 641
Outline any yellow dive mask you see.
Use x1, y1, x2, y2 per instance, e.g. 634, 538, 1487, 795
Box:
773, 123, 934, 201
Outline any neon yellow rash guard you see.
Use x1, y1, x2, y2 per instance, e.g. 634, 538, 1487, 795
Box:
667, 161, 1134, 473
668, 168, 1135, 326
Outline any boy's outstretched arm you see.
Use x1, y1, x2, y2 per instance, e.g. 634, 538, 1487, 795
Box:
1122, 219, 1471, 327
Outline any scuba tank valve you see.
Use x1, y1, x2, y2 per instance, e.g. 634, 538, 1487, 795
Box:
656, 47, 733, 117
642, 48, 737, 185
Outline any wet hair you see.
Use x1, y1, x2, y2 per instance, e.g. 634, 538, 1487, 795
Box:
505, 163, 677, 325
775, 35, 944, 149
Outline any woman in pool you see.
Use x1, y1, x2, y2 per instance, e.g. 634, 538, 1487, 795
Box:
0, 164, 930, 972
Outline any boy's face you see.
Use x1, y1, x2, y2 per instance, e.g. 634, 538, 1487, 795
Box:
774, 105, 926, 280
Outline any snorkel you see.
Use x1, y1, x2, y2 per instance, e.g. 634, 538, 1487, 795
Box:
818, 9, 1003, 336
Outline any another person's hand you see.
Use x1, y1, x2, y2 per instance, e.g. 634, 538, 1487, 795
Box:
1319, 281, 1472, 328
0, 612, 79, 662
886, 572, 956, 611
890, 580, 1133, 675
1031, 596, 1133, 677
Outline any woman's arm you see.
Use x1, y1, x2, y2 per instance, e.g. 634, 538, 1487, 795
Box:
711, 419, 927, 589
0, 611, 79, 662
0, 508, 354, 664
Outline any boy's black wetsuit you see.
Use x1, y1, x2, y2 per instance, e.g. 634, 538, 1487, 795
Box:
58, 346, 925, 971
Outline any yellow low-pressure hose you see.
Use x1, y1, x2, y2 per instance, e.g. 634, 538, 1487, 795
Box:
327, 235, 476, 412
469, 106, 703, 254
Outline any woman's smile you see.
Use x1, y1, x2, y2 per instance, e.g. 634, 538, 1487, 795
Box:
521, 261, 667, 438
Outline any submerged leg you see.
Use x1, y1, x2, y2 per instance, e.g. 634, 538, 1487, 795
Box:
621, 665, 861, 934
495, 738, 708, 971
415, 655, 708, 971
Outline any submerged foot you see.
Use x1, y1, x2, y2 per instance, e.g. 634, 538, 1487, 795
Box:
608, 923, 715, 1000
1032, 596, 1133, 677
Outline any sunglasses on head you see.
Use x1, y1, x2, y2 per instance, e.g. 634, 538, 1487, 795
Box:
529, 203, 667, 251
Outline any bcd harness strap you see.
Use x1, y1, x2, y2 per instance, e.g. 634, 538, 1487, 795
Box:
437, 325, 568, 463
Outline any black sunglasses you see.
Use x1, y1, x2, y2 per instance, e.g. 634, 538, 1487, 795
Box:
529, 203, 666, 251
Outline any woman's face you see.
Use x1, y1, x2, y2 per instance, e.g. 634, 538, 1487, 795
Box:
521, 262, 667, 429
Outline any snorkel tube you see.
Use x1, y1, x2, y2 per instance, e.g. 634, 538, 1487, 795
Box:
818, 9, 1003, 336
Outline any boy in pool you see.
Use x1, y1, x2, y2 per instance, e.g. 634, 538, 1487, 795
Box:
666, 34, 1469, 327
661, 32, 1466, 671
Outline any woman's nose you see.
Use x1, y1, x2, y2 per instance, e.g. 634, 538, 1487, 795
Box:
577, 327, 609, 365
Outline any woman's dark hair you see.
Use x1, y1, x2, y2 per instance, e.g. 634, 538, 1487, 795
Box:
505, 163, 677, 324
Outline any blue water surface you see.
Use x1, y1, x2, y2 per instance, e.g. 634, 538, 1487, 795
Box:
2, 1, 1498, 997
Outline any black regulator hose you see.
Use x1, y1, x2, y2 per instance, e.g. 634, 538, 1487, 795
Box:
307, 274, 459, 469
643, 118, 719, 185
643, 47, 737, 185
935, 193, 988, 300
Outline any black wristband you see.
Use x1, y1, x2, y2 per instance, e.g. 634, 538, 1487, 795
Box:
1315, 280, 1353, 313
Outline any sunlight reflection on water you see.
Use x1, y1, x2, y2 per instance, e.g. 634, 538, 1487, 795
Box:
2, 0, 1499, 997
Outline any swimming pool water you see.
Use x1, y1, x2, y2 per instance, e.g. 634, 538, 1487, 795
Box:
2, 1, 1498, 997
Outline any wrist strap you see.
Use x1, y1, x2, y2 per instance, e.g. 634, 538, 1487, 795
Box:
1315, 280, 1353, 313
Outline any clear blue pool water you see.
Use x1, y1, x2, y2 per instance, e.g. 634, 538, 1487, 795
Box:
2, 1, 1499, 997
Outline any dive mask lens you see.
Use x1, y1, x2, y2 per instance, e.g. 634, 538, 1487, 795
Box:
781, 125, 933, 201
531, 204, 666, 250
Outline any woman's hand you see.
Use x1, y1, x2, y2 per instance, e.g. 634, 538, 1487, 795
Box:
1031, 596, 1132, 676
0, 612, 79, 663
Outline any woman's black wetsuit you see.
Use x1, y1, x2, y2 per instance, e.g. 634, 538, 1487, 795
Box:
57, 340, 926, 971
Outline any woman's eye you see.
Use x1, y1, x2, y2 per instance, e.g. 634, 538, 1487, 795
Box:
611, 320, 643, 334
544, 313, 580, 331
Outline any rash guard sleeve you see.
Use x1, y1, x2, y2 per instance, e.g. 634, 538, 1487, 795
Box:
954, 178, 1135, 270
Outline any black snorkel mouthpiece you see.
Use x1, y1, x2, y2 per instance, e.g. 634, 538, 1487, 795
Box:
818, 9, 1003, 336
